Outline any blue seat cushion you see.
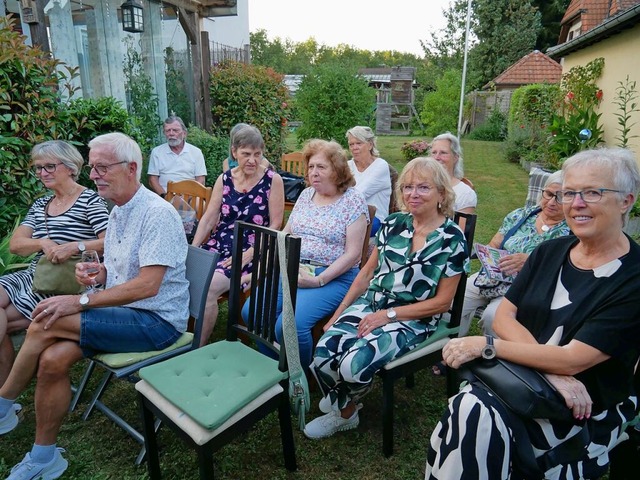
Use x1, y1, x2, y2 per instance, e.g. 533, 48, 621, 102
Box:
139, 340, 287, 430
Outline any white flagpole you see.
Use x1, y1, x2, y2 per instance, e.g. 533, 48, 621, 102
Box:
457, 0, 473, 138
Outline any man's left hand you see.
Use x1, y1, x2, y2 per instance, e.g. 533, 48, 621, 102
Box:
32, 295, 82, 330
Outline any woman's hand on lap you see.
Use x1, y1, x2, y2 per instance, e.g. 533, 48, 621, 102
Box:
442, 336, 484, 368
544, 373, 593, 420
498, 253, 528, 276
357, 311, 388, 338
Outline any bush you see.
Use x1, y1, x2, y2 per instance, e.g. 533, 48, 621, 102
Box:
503, 123, 548, 165
508, 83, 561, 136
467, 109, 507, 141
420, 69, 462, 136
210, 61, 288, 163
0, 17, 75, 238
400, 139, 430, 161
186, 127, 229, 186
294, 65, 375, 148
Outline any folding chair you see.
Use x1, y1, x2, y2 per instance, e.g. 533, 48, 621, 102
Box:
135, 221, 301, 478
78, 246, 219, 463
376, 211, 477, 456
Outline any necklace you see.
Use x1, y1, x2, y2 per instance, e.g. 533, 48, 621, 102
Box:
541, 223, 550, 232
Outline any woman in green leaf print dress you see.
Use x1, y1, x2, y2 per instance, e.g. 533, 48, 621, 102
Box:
304, 157, 470, 439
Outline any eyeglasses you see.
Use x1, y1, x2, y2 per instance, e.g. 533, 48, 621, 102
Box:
86, 161, 128, 176
541, 189, 559, 201
402, 184, 433, 195
33, 163, 62, 174
555, 188, 621, 204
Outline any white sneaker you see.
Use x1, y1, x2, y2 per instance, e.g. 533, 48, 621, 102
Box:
6, 448, 68, 480
0, 405, 19, 435
304, 410, 359, 439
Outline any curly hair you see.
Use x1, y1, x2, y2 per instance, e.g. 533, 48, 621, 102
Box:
302, 139, 355, 193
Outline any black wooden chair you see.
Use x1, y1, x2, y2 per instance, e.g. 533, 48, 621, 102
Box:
376, 211, 477, 457
135, 221, 301, 479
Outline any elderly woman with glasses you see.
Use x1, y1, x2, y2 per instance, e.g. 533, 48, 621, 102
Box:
303, 157, 469, 440
0, 141, 108, 386
454, 170, 571, 340
427, 148, 640, 480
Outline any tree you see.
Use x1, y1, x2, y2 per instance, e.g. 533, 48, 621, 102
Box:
532, 0, 571, 51
294, 65, 375, 147
470, 0, 541, 87
420, 69, 462, 136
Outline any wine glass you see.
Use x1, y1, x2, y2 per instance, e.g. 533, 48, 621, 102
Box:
81, 250, 101, 293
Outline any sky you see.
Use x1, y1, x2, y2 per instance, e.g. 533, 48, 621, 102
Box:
247, 0, 452, 57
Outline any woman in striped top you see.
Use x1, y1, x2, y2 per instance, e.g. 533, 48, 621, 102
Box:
0, 141, 109, 386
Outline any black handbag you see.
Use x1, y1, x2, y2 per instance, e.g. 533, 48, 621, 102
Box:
459, 358, 576, 423
279, 170, 306, 203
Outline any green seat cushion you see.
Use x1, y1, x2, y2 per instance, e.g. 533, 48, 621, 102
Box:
413, 319, 458, 350
94, 332, 193, 368
139, 340, 287, 430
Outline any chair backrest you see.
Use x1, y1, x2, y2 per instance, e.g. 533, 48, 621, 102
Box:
388, 164, 399, 214
227, 221, 301, 368
360, 205, 377, 268
449, 212, 477, 329
281, 152, 306, 177
165, 180, 213, 221
185, 245, 219, 347
525, 167, 553, 208
461, 177, 475, 190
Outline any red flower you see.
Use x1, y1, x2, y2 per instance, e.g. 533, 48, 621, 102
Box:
566, 92, 575, 101
596, 90, 603, 100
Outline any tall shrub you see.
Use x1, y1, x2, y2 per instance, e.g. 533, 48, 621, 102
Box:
294, 65, 375, 148
420, 69, 462, 136
0, 17, 76, 238
209, 61, 288, 163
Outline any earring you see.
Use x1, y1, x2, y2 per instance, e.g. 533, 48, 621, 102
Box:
438, 202, 442, 210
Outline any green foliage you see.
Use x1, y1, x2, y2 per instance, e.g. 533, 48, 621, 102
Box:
400, 139, 431, 161
503, 122, 548, 165
186, 126, 228, 186
209, 61, 288, 162
467, 108, 507, 141
294, 65, 375, 148
0, 17, 77, 238
508, 83, 562, 135
470, 0, 541, 86
420, 69, 462, 136
546, 58, 605, 168
122, 35, 161, 154
613, 75, 639, 148
0, 217, 33, 275
165, 46, 192, 123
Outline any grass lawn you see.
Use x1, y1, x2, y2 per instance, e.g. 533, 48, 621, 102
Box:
2, 137, 532, 479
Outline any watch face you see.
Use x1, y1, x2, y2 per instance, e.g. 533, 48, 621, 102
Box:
79, 294, 90, 306
78, 242, 86, 252
482, 345, 496, 360
387, 308, 396, 320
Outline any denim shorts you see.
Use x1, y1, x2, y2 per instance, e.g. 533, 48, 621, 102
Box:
80, 307, 182, 357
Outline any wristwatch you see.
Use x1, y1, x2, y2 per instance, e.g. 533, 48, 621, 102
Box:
79, 293, 90, 309
77, 241, 86, 253
386, 307, 397, 322
482, 334, 497, 360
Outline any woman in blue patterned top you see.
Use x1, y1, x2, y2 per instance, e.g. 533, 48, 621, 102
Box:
458, 171, 571, 338
304, 157, 469, 440
0, 141, 108, 386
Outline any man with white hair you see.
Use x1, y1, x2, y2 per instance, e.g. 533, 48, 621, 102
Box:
148, 115, 207, 196
0, 132, 189, 479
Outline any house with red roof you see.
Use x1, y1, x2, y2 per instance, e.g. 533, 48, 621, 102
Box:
547, 0, 640, 156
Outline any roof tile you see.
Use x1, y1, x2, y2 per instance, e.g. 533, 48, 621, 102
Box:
487, 51, 562, 88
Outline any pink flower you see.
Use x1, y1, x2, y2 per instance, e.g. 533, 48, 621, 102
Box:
282, 102, 288, 108
222, 185, 230, 195
248, 233, 255, 245
221, 204, 230, 215
252, 215, 264, 225
254, 195, 263, 204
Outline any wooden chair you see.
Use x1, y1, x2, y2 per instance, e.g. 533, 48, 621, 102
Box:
135, 222, 301, 478
79, 246, 219, 463
165, 180, 213, 221
388, 164, 399, 214
376, 211, 477, 457
281, 152, 305, 212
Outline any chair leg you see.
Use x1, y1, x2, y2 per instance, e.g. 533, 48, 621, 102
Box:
277, 394, 297, 472
69, 360, 96, 412
138, 394, 162, 480
382, 374, 395, 457
196, 443, 215, 479
405, 373, 415, 389
82, 370, 114, 420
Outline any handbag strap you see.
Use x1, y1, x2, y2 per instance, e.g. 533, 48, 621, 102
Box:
43, 197, 54, 238
277, 231, 303, 380
499, 207, 541, 249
